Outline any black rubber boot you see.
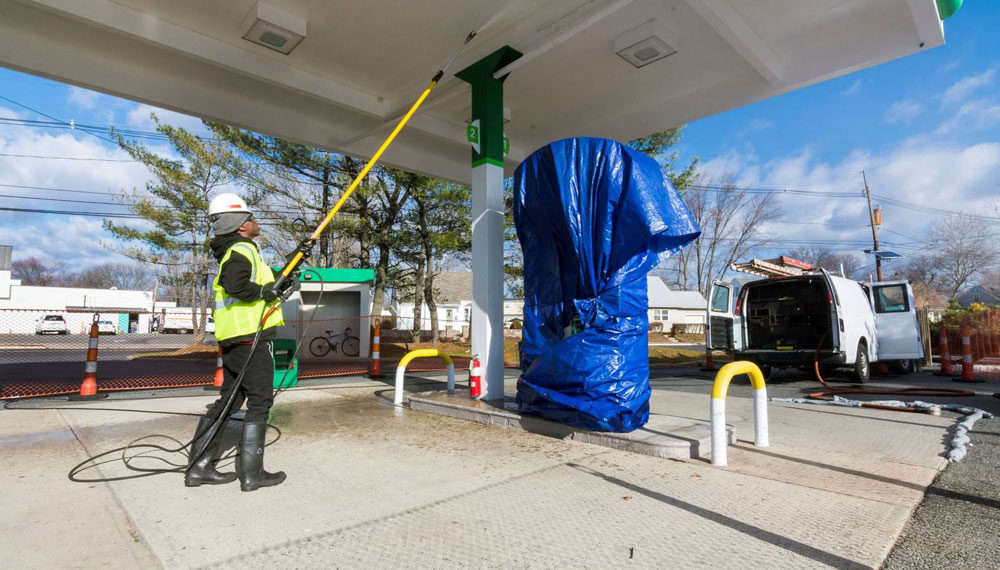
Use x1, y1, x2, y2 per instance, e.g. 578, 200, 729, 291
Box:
238, 421, 286, 492
184, 417, 237, 487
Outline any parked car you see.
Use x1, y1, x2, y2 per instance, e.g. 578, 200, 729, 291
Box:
97, 320, 117, 335
707, 270, 924, 383
35, 314, 68, 335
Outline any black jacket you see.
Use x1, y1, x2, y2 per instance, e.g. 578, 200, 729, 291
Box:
210, 233, 276, 346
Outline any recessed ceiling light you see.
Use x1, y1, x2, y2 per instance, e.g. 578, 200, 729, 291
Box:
241, 1, 306, 55
614, 20, 678, 69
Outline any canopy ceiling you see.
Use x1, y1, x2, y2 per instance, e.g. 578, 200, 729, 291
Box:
0, 0, 945, 182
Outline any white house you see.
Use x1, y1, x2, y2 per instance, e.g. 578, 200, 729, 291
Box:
647, 276, 707, 333
394, 272, 472, 335
394, 272, 529, 334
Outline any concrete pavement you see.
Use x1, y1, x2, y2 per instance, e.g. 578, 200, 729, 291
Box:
1, 369, 993, 569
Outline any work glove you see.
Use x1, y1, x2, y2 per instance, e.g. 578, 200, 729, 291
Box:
262, 274, 300, 302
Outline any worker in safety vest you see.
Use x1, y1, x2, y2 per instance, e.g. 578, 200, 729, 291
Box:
184, 192, 298, 492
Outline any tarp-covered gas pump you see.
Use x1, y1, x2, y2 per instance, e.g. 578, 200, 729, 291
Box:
513, 137, 700, 432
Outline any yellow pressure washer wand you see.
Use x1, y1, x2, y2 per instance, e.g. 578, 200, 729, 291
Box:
266, 30, 478, 311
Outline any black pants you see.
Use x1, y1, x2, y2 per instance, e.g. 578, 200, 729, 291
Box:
205, 341, 274, 424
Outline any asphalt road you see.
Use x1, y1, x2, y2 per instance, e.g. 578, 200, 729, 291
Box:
0, 333, 215, 362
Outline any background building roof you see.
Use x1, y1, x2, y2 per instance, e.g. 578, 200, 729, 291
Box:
647, 276, 706, 309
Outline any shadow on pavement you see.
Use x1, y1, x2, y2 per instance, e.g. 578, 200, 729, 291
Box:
566, 462, 871, 570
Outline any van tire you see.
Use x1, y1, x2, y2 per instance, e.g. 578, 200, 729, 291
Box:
890, 359, 916, 375
851, 343, 870, 384
759, 364, 773, 380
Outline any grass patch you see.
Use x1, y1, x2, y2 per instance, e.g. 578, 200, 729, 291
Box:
381, 338, 521, 363
381, 338, 720, 367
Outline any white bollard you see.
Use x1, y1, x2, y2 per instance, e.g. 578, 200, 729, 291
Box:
710, 397, 727, 466
753, 387, 769, 447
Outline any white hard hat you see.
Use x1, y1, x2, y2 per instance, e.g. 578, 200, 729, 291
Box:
208, 193, 251, 217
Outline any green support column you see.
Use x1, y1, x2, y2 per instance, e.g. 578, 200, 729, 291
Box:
456, 46, 521, 401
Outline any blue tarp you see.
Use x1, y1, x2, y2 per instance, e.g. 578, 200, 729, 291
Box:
513, 137, 700, 432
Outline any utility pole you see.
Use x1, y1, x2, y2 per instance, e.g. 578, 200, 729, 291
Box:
861, 170, 883, 281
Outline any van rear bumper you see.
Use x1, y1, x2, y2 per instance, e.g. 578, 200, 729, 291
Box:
737, 350, 845, 367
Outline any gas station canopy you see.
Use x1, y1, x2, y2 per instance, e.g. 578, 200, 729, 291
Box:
0, 0, 948, 183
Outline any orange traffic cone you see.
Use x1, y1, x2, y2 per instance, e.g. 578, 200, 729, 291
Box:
954, 319, 984, 384
368, 320, 384, 378
206, 347, 225, 390
70, 314, 108, 400
935, 325, 954, 376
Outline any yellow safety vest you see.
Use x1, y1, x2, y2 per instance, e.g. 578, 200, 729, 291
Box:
212, 242, 284, 341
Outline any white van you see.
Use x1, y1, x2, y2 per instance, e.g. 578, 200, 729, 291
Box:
160, 311, 215, 335
707, 270, 923, 382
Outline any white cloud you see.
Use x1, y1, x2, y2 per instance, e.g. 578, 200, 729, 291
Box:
700, 139, 1000, 258
939, 59, 962, 73
935, 98, 1000, 136
125, 103, 208, 134
67, 87, 100, 110
842, 79, 862, 96
1, 215, 133, 269
942, 68, 996, 105
884, 100, 923, 123
0, 119, 156, 270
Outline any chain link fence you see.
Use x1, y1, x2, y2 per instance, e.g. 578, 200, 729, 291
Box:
933, 309, 1000, 381
0, 309, 480, 399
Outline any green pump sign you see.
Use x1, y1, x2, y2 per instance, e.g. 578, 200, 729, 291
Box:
467, 120, 508, 155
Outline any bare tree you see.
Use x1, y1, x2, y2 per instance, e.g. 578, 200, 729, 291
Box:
10, 257, 63, 286
664, 174, 781, 296
66, 262, 156, 290
788, 247, 865, 279
925, 214, 999, 299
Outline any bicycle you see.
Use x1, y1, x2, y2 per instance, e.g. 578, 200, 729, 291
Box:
308, 326, 361, 357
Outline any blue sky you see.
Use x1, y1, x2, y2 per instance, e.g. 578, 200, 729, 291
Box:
675, 0, 1000, 263
0, 2, 997, 273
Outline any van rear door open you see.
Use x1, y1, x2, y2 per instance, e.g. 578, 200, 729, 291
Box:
819, 269, 843, 351
707, 281, 742, 351
869, 281, 924, 360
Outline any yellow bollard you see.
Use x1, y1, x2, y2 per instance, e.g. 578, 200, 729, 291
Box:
710, 361, 769, 467
394, 349, 455, 405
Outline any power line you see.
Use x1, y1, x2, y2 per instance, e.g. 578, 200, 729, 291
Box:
0, 182, 117, 196
0, 95, 119, 146
0, 115, 216, 142
872, 193, 1000, 222
688, 183, 1000, 222
0, 152, 136, 162
0, 185, 314, 219
688, 183, 859, 198
0, 206, 143, 218
0, 192, 134, 207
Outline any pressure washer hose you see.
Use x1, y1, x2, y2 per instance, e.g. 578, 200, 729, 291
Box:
807, 333, 974, 410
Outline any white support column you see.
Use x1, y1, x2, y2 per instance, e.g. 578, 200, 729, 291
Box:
457, 45, 522, 403
471, 162, 506, 401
